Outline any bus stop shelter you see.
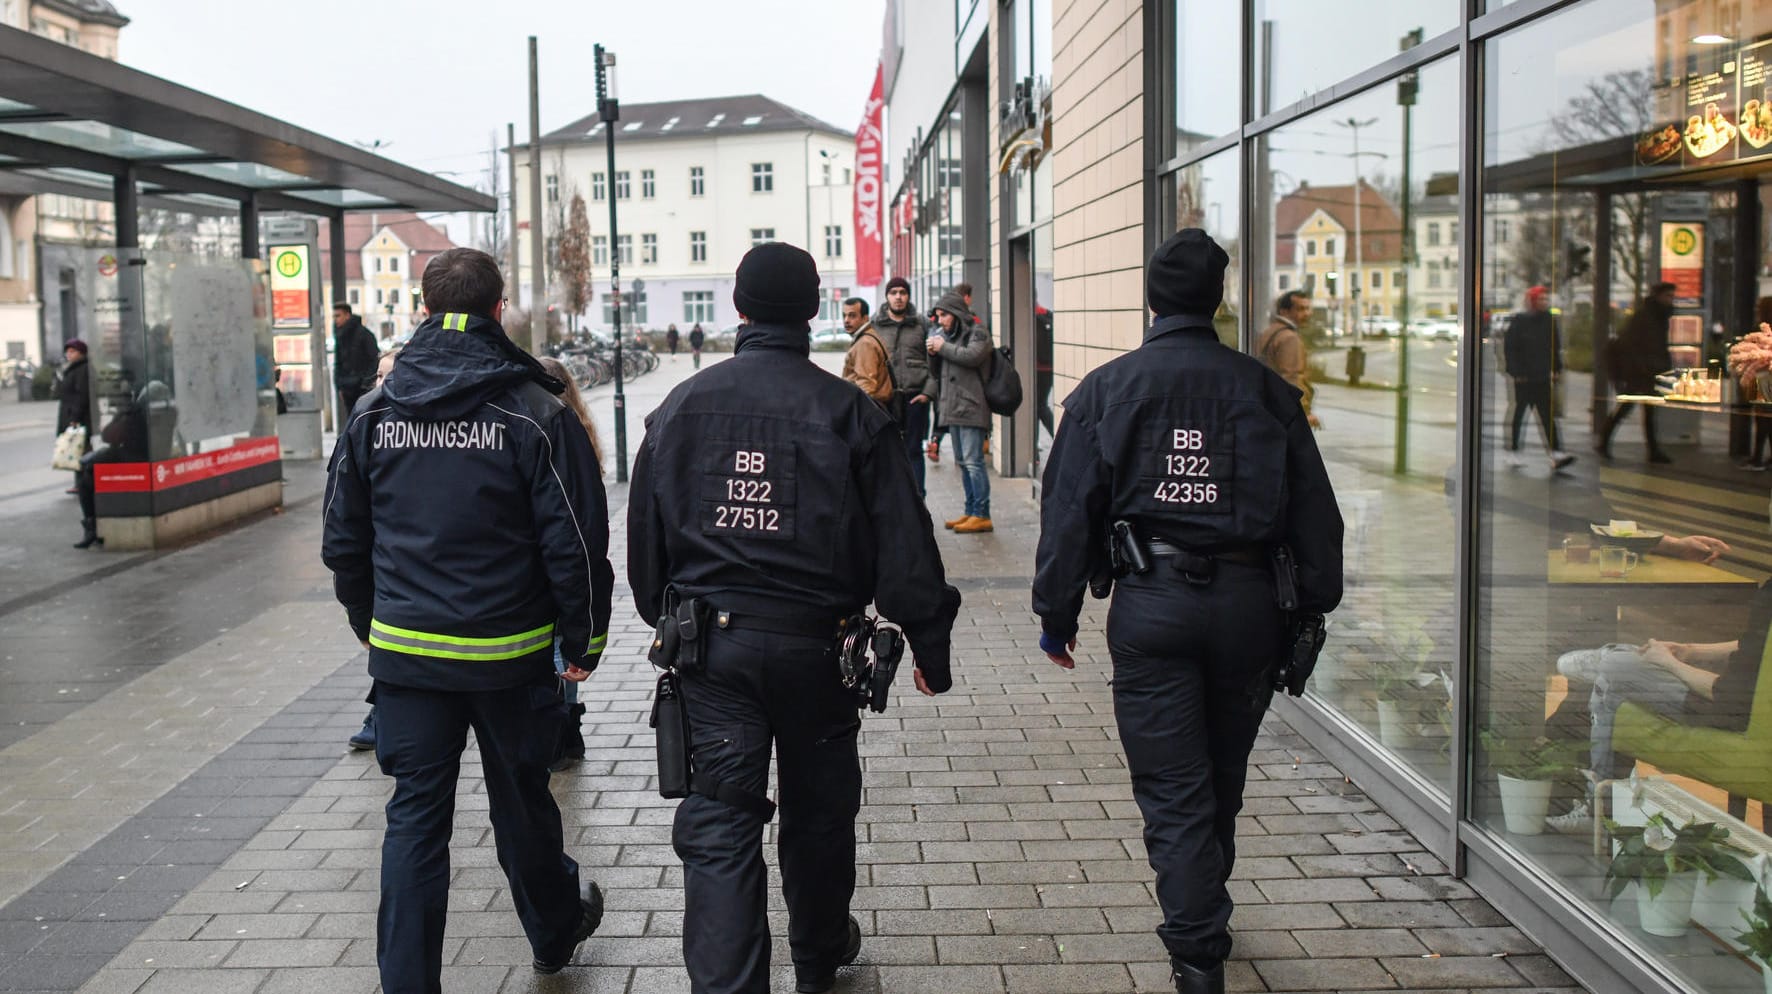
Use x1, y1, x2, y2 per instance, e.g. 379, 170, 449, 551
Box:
0, 25, 493, 548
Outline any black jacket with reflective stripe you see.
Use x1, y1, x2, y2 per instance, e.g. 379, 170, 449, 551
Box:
322, 312, 614, 692
627, 322, 961, 690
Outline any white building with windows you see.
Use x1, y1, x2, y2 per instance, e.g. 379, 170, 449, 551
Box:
512, 94, 856, 334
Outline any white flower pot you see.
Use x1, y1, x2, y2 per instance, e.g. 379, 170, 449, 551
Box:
1692, 873, 1756, 940
1497, 775, 1555, 835
1375, 700, 1409, 750
1762, 964, 1771, 994
1635, 872, 1698, 938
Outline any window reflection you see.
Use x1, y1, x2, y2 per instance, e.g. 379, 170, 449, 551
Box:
1252, 56, 1462, 791
1479, 3, 1772, 991
1252, 0, 1455, 116
1164, 149, 1240, 347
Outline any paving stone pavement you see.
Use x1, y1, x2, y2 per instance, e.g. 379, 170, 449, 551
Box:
0, 356, 1590, 993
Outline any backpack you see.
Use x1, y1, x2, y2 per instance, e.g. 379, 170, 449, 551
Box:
982, 341, 1024, 416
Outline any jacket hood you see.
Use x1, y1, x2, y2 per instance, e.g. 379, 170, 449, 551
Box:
735, 321, 810, 357
931, 290, 973, 327
382, 312, 564, 420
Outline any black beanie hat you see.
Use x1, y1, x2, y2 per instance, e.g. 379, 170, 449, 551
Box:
734, 242, 821, 324
1146, 228, 1229, 318
884, 276, 911, 294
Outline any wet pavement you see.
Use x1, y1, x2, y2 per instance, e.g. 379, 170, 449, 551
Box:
0, 356, 1587, 993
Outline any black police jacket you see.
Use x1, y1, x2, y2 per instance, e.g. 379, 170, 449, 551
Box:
322, 311, 615, 692
628, 322, 962, 690
1032, 315, 1344, 643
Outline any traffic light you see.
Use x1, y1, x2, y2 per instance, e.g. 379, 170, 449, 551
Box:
1565, 241, 1592, 280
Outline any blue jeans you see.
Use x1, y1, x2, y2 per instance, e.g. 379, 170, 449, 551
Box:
1586, 645, 1689, 779
950, 425, 990, 519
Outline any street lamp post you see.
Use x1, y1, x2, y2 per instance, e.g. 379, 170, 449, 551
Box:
595, 44, 629, 483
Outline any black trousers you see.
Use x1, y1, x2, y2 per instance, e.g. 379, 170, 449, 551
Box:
675, 628, 862, 994
340, 385, 367, 420
901, 399, 928, 496
1507, 378, 1560, 452
1106, 564, 1280, 966
372, 679, 582, 994
1599, 399, 1663, 455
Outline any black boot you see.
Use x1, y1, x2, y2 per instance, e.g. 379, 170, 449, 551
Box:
1172, 958, 1225, 994
73, 518, 102, 549
795, 915, 862, 993
548, 703, 587, 773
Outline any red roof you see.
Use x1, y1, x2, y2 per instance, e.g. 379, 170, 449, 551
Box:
1273, 181, 1403, 267
318, 212, 457, 281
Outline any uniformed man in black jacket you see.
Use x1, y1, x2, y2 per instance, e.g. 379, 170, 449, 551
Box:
1032, 230, 1343, 994
629, 242, 961, 994
323, 249, 613, 994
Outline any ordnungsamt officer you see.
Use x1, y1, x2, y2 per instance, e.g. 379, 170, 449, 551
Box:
323, 248, 613, 994
629, 242, 960, 994
1031, 230, 1344, 994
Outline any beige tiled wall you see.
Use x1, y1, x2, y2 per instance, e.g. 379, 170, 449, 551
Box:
1050, 0, 1146, 408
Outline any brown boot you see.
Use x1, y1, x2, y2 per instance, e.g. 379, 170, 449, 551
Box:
953, 517, 993, 534
944, 515, 972, 530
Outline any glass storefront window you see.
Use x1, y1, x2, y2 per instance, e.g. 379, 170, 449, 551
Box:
1162, 148, 1241, 347
1478, 3, 1772, 991
1251, 0, 1455, 116
1171, 0, 1241, 154
1252, 55, 1461, 791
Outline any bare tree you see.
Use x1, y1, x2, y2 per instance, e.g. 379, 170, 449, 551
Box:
544, 149, 571, 293
1555, 68, 1655, 302
477, 131, 508, 266
559, 192, 591, 338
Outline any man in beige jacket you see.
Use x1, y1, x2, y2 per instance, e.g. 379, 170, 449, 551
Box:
1255, 289, 1319, 428
841, 296, 895, 413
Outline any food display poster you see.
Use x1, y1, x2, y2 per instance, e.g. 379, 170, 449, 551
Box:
1635, 38, 1772, 168
1661, 221, 1706, 309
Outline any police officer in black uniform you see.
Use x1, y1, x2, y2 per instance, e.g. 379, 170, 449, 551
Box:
629, 242, 961, 994
1032, 230, 1343, 994
323, 249, 612, 994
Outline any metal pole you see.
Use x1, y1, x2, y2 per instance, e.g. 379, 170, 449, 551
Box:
1352, 122, 1364, 347
1395, 90, 1413, 475
596, 44, 629, 483
507, 122, 520, 304
240, 195, 260, 259
525, 35, 544, 354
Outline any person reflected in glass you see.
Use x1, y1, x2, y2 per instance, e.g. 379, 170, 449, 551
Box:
1502, 286, 1574, 471
1256, 290, 1319, 429
1597, 282, 1675, 464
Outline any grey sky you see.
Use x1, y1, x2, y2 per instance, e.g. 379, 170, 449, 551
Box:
123, 0, 884, 228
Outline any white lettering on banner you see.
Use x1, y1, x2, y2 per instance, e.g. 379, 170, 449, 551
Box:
853, 63, 885, 287
373, 420, 508, 451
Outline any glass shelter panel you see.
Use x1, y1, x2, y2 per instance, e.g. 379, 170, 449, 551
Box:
1251, 0, 1456, 117
1252, 56, 1462, 792
1477, 3, 1772, 992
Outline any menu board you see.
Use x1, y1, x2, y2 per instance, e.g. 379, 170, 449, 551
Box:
1638, 39, 1772, 168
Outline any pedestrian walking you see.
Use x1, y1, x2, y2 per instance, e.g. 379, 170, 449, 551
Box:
332, 303, 379, 417
1598, 281, 1676, 463
926, 289, 993, 533
629, 242, 960, 994
54, 340, 96, 548
1032, 230, 1344, 994
872, 277, 933, 493
323, 249, 612, 994
536, 354, 605, 771
666, 323, 681, 357
1254, 290, 1319, 428
689, 322, 705, 369
839, 296, 894, 413
1502, 286, 1574, 470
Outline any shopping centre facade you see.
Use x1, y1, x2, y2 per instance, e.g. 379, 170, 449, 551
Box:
884, 1, 1772, 992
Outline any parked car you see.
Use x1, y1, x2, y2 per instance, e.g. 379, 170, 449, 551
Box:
1409, 318, 1459, 341
810, 325, 849, 351
1359, 316, 1402, 338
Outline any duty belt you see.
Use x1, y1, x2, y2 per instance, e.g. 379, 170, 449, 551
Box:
1145, 540, 1267, 569
712, 610, 851, 641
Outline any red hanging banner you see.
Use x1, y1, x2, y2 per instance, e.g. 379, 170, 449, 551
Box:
854, 63, 885, 288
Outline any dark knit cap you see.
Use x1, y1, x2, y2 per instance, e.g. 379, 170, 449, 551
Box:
733, 242, 821, 324
1146, 228, 1229, 318
884, 276, 911, 294
64, 338, 88, 355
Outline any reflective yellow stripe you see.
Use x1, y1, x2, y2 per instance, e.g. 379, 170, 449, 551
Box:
442, 312, 469, 331
587, 633, 607, 655
368, 619, 554, 661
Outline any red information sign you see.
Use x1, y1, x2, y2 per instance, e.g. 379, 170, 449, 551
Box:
95, 437, 282, 493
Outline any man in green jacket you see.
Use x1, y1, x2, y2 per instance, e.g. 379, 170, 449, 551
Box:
926, 288, 993, 533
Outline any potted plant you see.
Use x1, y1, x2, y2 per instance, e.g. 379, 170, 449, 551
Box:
1482, 732, 1583, 836
1373, 666, 1450, 751
1740, 883, 1772, 994
1604, 815, 1756, 938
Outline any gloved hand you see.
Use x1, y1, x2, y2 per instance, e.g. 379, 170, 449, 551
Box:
1040, 630, 1077, 669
